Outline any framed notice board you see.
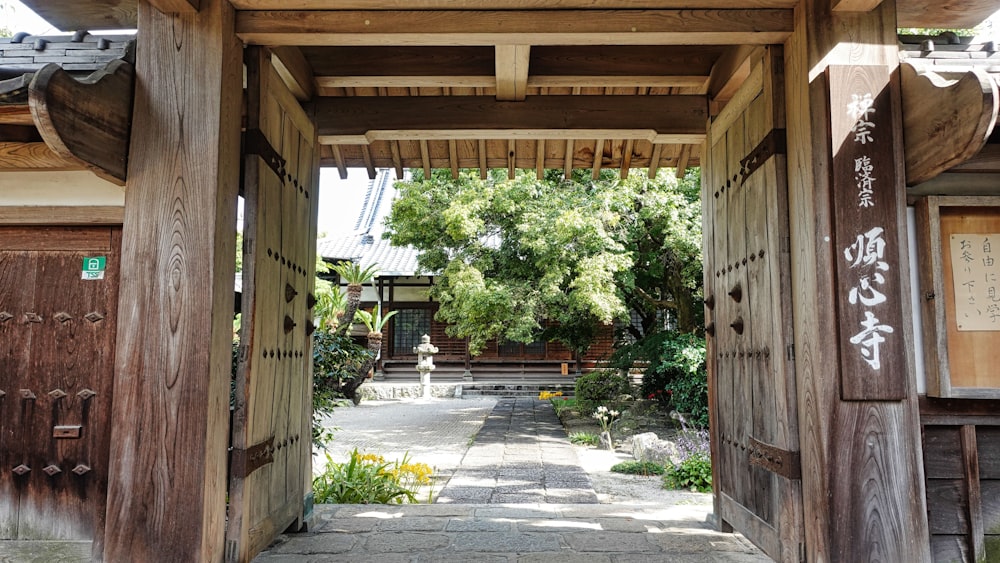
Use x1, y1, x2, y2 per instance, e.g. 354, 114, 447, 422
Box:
916, 196, 1000, 398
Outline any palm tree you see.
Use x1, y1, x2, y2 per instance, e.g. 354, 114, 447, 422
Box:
331, 260, 378, 336
342, 303, 397, 404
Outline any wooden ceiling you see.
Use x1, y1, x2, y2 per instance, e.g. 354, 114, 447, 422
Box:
11, 0, 1000, 179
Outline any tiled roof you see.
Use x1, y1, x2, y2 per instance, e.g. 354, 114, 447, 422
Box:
0, 32, 134, 80
316, 168, 424, 277
899, 34, 1000, 73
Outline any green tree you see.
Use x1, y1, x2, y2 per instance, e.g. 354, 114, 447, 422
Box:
385, 167, 703, 361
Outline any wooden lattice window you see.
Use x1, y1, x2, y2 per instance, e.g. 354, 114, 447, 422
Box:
392, 308, 432, 357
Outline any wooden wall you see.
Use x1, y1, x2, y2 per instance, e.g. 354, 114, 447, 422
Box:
921, 398, 1000, 562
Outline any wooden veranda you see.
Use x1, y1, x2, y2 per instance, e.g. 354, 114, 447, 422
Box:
3, 0, 1000, 561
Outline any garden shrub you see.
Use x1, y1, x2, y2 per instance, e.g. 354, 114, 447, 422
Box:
574, 369, 631, 411
641, 331, 708, 428
311, 330, 371, 445
568, 432, 600, 446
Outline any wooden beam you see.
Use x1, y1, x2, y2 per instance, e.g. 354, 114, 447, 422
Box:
16, 0, 137, 30
231, 0, 797, 6
0, 205, 124, 225
331, 144, 347, 179
0, 106, 34, 126
592, 138, 605, 179
236, 9, 794, 46
28, 59, 135, 185
361, 143, 376, 179
536, 139, 545, 180
478, 139, 487, 179
961, 425, 986, 562
507, 139, 515, 179
647, 142, 661, 178
0, 142, 83, 170
564, 139, 574, 179
901, 62, 997, 186
620, 138, 634, 179
675, 144, 691, 177
104, 0, 240, 561
708, 45, 758, 108
420, 139, 431, 178
448, 139, 459, 178
315, 95, 708, 145
495, 45, 530, 101
390, 139, 403, 179
148, 0, 199, 13
831, 0, 882, 11
270, 46, 315, 101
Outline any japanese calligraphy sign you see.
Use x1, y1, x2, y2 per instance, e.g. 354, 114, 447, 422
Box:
828, 65, 907, 401
949, 233, 1000, 331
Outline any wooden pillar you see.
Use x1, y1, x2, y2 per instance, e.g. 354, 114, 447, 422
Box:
104, 0, 242, 561
784, 0, 930, 560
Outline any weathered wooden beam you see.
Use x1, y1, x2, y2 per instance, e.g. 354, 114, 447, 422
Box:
104, 0, 241, 560
708, 45, 758, 111
0, 204, 124, 224
148, 0, 200, 13
270, 46, 315, 101
331, 144, 347, 179
592, 138, 605, 179
478, 139, 487, 179
236, 10, 794, 46
530, 139, 543, 179
831, 0, 882, 11
901, 62, 997, 186
564, 139, 574, 179
28, 59, 134, 186
231, 0, 797, 6
495, 45, 530, 101
448, 139, 459, 178
420, 139, 431, 179
507, 139, 515, 179
0, 106, 34, 126
0, 142, 83, 170
315, 95, 707, 145
390, 139, 403, 179
675, 144, 691, 177
361, 144, 376, 179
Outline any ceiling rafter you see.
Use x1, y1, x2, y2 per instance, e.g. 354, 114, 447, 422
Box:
235, 10, 795, 46
314, 95, 707, 145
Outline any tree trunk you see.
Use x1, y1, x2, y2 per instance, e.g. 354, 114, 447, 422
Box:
342, 331, 382, 404
336, 283, 363, 335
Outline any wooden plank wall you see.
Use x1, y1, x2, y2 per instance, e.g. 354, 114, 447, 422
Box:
922, 399, 1000, 562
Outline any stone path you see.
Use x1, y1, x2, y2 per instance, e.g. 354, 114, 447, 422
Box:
437, 398, 598, 504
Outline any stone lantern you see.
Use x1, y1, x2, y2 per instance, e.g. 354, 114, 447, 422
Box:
413, 334, 438, 399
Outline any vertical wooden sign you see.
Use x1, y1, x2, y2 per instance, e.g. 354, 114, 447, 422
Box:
828, 65, 907, 400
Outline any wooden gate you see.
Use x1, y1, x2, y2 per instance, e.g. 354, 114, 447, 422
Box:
703, 47, 804, 562
0, 226, 120, 549
226, 47, 319, 563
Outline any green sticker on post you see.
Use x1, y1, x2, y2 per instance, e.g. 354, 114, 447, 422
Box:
82, 256, 106, 280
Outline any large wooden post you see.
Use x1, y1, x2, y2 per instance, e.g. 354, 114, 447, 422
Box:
784, 0, 930, 560
103, 0, 242, 560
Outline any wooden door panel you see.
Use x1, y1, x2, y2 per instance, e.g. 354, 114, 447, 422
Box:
0, 227, 119, 543
228, 48, 318, 563
706, 47, 802, 562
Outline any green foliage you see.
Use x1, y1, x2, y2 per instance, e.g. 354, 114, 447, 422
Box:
332, 260, 378, 285
568, 432, 600, 446
640, 331, 708, 428
611, 460, 666, 476
574, 369, 631, 406
312, 449, 433, 504
549, 396, 577, 417
662, 453, 712, 493
355, 302, 397, 333
312, 330, 371, 444
388, 168, 671, 356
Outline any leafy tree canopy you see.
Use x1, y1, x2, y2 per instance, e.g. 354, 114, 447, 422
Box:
384, 167, 702, 356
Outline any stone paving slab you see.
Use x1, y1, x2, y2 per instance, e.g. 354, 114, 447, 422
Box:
255, 395, 771, 562
255, 504, 771, 562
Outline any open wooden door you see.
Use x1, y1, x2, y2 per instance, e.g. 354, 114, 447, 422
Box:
703, 46, 804, 562
226, 47, 319, 563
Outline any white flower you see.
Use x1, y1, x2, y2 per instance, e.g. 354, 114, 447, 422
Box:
609, 410, 619, 417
